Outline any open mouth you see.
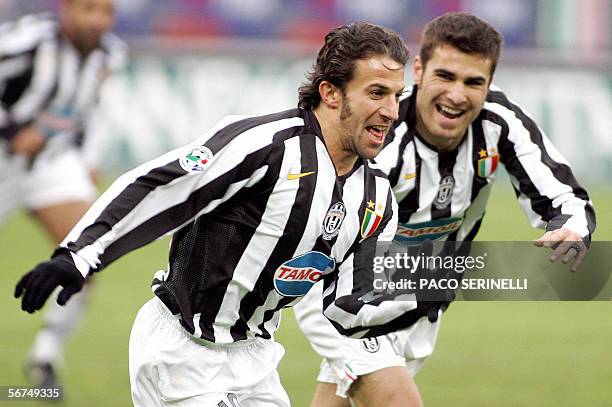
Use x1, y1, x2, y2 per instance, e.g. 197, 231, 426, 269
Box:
366, 125, 386, 143
436, 104, 465, 119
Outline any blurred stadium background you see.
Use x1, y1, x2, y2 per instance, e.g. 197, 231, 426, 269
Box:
1, 0, 610, 406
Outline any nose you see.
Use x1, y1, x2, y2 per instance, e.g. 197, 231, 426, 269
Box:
380, 95, 400, 122
446, 81, 468, 105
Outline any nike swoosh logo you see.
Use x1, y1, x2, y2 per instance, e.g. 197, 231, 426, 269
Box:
403, 173, 416, 180
287, 171, 316, 180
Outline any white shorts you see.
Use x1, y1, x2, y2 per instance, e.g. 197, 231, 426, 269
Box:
294, 282, 441, 397
0, 144, 96, 224
129, 298, 291, 407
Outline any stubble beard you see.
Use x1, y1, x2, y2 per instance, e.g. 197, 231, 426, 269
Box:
338, 99, 358, 157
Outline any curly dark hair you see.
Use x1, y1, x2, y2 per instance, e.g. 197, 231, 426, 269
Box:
298, 21, 409, 110
420, 12, 503, 76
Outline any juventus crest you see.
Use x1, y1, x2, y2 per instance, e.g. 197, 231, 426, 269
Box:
433, 175, 455, 209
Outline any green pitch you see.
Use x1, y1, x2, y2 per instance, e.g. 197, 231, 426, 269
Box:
1, 182, 610, 407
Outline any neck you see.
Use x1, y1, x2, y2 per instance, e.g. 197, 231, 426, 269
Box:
313, 108, 358, 176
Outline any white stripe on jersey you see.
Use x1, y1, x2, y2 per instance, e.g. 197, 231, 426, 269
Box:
412, 136, 438, 223
375, 121, 407, 174
381, 192, 398, 241
450, 128, 473, 219
457, 183, 493, 241
192, 313, 202, 338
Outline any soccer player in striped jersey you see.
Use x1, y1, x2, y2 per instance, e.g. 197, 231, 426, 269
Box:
0, 0, 125, 390
295, 12, 596, 407
14, 22, 447, 406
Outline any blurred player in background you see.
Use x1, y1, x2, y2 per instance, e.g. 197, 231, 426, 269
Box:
294, 12, 596, 407
0, 0, 126, 389
14, 22, 452, 406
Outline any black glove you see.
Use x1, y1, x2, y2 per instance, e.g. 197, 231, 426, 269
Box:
15, 254, 85, 313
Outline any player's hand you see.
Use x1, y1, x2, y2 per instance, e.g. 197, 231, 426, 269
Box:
534, 228, 587, 272
14, 256, 85, 313
10, 125, 47, 158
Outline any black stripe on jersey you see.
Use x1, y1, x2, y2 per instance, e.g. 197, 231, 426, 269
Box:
470, 114, 492, 201
463, 218, 483, 241
0, 51, 35, 107
431, 149, 458, 219
488, 90, 592, 224
205, 108, 301, 154
229, 131, 318, 341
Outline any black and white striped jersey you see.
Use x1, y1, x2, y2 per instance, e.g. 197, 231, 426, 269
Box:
0, 13, 126, 146
56, 108, 426, 343
377, 85, 595, 243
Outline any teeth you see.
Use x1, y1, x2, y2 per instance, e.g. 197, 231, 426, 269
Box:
439, 105, 462, 116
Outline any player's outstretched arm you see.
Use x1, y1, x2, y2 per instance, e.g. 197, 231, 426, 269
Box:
14, 252, 84, 313
488, 88, 595, 272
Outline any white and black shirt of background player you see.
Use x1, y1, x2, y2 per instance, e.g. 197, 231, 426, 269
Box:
0, 13, 126, 151
54, 108, 438, 344
377, 84, 595, 245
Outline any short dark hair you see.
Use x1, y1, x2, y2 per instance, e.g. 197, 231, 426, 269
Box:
298, 21, 409, 110
420, 12, 503, 76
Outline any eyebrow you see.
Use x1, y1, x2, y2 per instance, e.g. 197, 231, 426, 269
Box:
434, 68, 487, 84
368, 83, 405, 94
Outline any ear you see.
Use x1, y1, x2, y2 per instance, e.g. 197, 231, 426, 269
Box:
318, 81, 341, 109
413, 55, 423, 85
